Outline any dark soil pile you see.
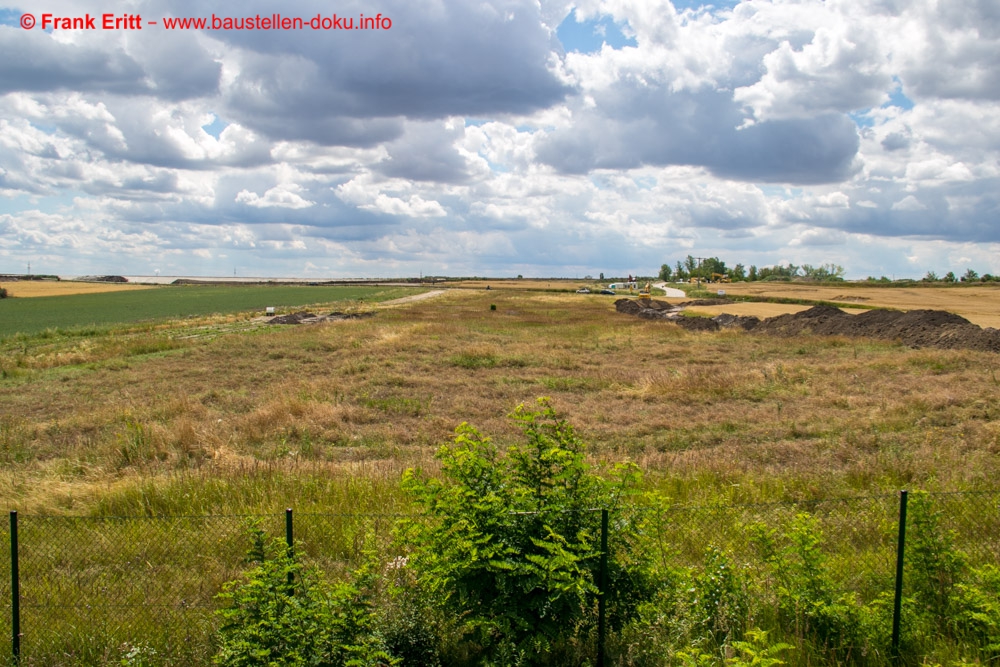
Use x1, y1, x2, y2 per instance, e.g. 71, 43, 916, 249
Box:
617, 300, 1000, 353
753, 306, 1000, 352
268, 311, 376, 325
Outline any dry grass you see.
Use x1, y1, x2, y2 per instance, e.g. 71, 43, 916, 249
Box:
3, 280, 155, 298
2, 287, 999, 514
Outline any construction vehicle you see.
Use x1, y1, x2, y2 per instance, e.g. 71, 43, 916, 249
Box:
637, 282, 651, 298
711, 273, 731, 283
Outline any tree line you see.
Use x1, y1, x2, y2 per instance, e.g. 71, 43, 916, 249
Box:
659, 256, 846, 283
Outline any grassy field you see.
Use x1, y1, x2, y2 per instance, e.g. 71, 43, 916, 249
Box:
1, 285, 998, 514
1, 283, 999, 664
0, 284, 418, 339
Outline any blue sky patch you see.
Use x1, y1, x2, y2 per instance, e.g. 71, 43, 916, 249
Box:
557, 10, 636, 53
0, 7, 20, 27
201, 115, 229, 139
885, 78, 914, 110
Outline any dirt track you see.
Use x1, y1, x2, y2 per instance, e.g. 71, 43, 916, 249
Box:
617, 299, 1000, 353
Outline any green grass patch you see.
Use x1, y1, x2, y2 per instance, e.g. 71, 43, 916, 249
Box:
0, 285, 419, 339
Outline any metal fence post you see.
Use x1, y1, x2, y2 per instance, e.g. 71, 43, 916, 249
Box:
892, 490, 908, 662
597, 508, 608, 667
285, 508, 294, 591
10, 511, 20, 664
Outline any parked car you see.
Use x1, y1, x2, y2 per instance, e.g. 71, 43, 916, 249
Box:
576, 287, 591, 294
599, 289, 616, 295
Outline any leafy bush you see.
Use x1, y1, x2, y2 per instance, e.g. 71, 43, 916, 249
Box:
751, 514, 868, 660
214, 524, 395, 667
399, 398, 650, 664
905, 494, 1000, 657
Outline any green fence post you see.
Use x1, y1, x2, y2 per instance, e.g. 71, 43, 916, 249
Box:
597, 508, 608, 667
285, 509, 294, 591
891, 490, 908, 662
10, 511, 19, 664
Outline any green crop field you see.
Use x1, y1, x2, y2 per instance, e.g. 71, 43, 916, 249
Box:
0, 285, 420, 339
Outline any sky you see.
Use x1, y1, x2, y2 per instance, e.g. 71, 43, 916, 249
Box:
0, 0, 997, 280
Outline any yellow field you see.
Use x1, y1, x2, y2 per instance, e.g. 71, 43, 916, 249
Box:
699, 282, 1000, 328
2, 280, 155, 298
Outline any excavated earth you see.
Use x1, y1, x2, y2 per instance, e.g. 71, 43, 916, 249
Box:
616, 299, 1000, 353
267, 311, 375, 325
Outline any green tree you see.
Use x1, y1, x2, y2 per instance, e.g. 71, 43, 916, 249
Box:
962, 268, 979, 282
675, 261, 688, 281
748, 265, 758, 281
731, 264, 746, 281
400, 399, 649, 663
944, 271, 957, 283
923, 271, 939, 282
659, 264, 673, 282
801, 264, 845, 281
701, 257, 728, 277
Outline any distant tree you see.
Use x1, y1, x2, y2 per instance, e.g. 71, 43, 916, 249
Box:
922, 271, 939, 282
801, 263, 845, 281
943, 271, 957, 283
731, 264, 746, 281
961, 268, 979, 282
983, 274, 995, 282
0, 285, 7, 299
748, 265, 758, 281
658, 264, 672, 282
674, 261, 688, 281
684, 255, 698, 276
599, 272, 604, 280
701, 257, 728, 277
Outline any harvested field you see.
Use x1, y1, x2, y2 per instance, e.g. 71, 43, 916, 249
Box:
3, 280, 155, 298
716, 282, 1000, 327
453, 279, 592, 292
618, 299, 1000, 353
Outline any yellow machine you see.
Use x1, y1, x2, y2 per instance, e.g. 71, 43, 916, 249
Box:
711, 273, 731, 283
637, 282, 651, 298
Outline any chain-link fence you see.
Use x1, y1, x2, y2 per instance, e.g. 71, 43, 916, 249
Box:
0, 490, 996, 665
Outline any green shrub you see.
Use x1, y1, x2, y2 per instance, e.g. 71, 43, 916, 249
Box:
905, 494, 1000, 657
399, 398, 650, 664
751, 514, 868, 660
214, 524, 396, 667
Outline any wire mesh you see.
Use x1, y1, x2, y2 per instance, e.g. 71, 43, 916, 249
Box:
0, 491, 994, 665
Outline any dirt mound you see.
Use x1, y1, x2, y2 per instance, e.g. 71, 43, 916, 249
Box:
615, 298, 681, 320
268, 311, 318, 324
267, 311, 376, 325
617, 300, 1000, 353
674, 316, 720, 332
748, 307, 1000, 352
713, 313, 761, 331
